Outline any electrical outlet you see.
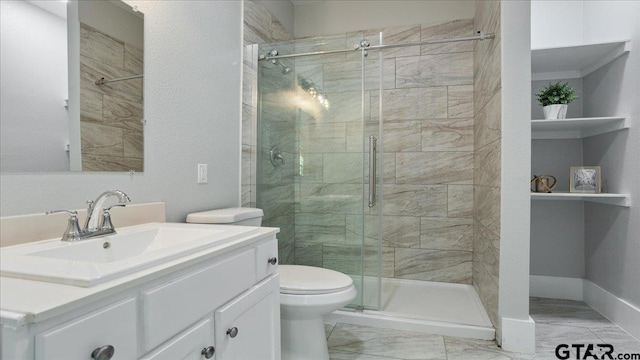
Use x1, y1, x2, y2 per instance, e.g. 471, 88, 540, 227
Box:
197, 164, 208, 184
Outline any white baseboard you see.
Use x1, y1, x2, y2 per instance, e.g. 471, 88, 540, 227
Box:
584, 281, 640, 341
530, 275, 584, 301
499, 316, 536, 354
529, 275, 640, 340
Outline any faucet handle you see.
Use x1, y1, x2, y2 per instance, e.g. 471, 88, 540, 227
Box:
101, 204, 126, 231
46, 210, 82, 241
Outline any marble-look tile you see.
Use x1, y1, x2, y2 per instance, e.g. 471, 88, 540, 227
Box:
448, 185, 474, 218
242, 104, 252, 146
123, 131, 143, 159
396, 152, 473, 185
241, 145, 251, 186
271, 17, 293, 42
475, 91, 501, 150
474, 185, 501, 236
384, 121, 422, 152
81, 56, 142, 102
396, 53, 473, 88
474, 221, 500, 279
244, 0, 271, 44
295, 212, 346, 244
345, 214, 375, 246
279, 234, 296, 265
590, 325, 640, 355
257, 184, 295, 223
297, 184, 362, 214
448, 85, 474, 119
444, 336, 524, 360
420, 217, 473, 251
474, 32, 501, 113
395, 248, 472, 283
421, 19, 475, 55
241, 185, 251, 208
324, 61, 362, 93
324, 91, 362, 124
364, 58, 396, 91
82, 154, 142, 172
529, 297, 617, 329
363, 246, 395, 278
124, 43, 143, 75
323, 153, 363, 184
475, 139, 501, 188
381, 216, 421, 248
296, 153, 323, 183
383, 184, 447, 217
81, 122, 123, 156
323, 244, 362, 275
380, 25, 422, 58
103, 94, 143, 131
294, 36, 348, 67
475, 0, 501, 35
422, 118, 474, 152
473, 256, 499, 327
383, 87, 447, 120
298, 122, 346, 153
295, 243, 323, 267
383, 153, 396, 184
325, 323, 336, 340
534, 323, 601, 358
80, 90, 103, 123
80, 23, 124, 69
328, 323, 447, 360
329, 350, 401, 360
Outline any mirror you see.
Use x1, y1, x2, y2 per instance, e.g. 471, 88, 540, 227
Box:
0, 0, 144, 172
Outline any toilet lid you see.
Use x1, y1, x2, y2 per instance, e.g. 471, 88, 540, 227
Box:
279, 265, 354, 295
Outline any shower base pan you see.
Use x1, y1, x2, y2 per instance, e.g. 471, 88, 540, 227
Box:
325, 277, 495, 340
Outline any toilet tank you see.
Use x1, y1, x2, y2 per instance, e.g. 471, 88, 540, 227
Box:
186, 208, 264, 226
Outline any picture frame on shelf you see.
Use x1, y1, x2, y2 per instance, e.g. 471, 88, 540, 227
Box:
570, 166, 602, 193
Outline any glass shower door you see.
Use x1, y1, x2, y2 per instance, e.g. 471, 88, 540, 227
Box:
257, 33, 382, 310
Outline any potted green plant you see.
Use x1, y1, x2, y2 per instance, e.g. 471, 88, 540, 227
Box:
536, 81, 578, 119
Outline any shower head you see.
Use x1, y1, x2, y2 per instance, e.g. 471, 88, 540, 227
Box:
271, 59, 292, 75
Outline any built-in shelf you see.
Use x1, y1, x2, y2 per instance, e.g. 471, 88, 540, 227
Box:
531, 117, 628, 139
532, 40, 631, 81
531, 192, 631, 207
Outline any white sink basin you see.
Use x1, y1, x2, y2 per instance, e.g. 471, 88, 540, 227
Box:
0, 223, 260, 287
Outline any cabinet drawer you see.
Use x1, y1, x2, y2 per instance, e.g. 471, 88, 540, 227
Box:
255, 239, 278, 281
140, 318, 214, 360
35, 298, 137, 360
142, 249, 256, 352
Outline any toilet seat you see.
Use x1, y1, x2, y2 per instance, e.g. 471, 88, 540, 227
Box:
279, 265, 354, 295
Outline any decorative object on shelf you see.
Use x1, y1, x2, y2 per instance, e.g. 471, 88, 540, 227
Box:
536, 81, 578, 119
570, 166, 601, 193
531, 174, 557, 193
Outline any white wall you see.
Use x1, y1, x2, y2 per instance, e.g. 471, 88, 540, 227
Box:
293, 0, 475, 38
531, 0, 583, 49
499, 0, 535, 353
0, 0, 243, 222
0, 1, 69, 172
581, 1, 640, 308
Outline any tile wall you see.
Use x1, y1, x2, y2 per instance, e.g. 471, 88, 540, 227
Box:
79, 23, 143, 171
242, 0, 295, 263
472, 0, 502, 327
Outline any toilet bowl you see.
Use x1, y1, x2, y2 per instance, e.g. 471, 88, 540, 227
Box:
186, 208, 357, 360
279, 265, 357, 360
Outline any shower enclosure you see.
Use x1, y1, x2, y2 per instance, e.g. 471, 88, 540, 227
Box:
256, 33, 384, 310
254, 22, 497, 339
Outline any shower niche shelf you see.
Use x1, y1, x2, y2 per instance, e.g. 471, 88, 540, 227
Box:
531, 117, 628, 139
532, 40, 631, 81
531, 192, 631, 207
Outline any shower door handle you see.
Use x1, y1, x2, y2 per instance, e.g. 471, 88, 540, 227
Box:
368, 135, 377, 208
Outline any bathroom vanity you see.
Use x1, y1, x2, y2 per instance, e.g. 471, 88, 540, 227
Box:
0, 223, 280, 360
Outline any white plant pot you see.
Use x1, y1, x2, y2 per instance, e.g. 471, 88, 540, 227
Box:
543, 104, 568, 119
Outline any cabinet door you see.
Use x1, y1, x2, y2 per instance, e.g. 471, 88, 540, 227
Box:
214, 275, 280, 360
140, 318, 215, 360
35, 298, 137, 360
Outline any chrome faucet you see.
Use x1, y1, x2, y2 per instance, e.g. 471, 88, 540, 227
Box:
47, 190, 131, 242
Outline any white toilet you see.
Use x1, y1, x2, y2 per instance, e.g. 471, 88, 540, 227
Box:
186, 208, 357, 360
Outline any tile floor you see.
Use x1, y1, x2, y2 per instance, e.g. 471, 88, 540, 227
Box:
324, 297, 640, 360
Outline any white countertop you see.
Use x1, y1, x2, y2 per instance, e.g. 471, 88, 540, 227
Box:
0, 225, 278, 325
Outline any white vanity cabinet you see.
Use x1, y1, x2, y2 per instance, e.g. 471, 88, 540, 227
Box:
0, 230, 280, 360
